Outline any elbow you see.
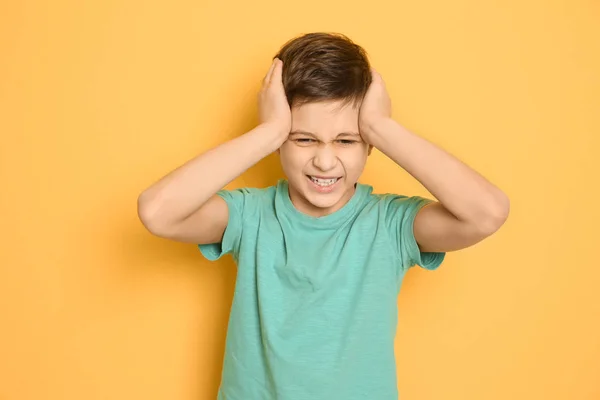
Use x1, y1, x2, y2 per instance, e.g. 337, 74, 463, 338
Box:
478, 193, 510, 235
137, 191, 169, 237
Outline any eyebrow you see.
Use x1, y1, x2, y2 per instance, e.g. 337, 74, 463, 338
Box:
289, 130, 360, 138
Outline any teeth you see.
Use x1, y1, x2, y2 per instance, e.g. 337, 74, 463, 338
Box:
310, 176, 338, 186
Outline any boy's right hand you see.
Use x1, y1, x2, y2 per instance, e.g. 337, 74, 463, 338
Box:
258, 58, 291, 147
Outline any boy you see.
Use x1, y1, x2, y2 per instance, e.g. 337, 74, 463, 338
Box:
138, 32, 510, 400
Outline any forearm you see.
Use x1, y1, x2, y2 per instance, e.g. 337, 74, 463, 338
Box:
138, 123, 281, 225
365, 118, 510, 225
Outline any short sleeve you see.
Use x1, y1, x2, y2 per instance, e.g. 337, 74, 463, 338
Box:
383, 195, 446, 271
197, 188, 248, 262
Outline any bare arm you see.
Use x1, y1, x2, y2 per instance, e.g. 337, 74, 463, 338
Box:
137, 58, 290, 243
367, 118, 509, 252
359, 69, 510, 253
137, 124, 281, 242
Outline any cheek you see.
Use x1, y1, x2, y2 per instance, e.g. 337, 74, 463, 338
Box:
342, 146, 369, 164
338, 153, 368, 177
280, 147, 312, 171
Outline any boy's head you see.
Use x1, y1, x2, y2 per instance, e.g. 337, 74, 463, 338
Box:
274, 32, 374, 217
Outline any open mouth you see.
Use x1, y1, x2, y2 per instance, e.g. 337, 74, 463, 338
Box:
306, 175, 341, 187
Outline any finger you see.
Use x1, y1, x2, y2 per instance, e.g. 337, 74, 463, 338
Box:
372, 69, 386, 85
267, 58, 281, 85
263, 58, 277, 86
370, 68, 380, 80
269, 59, 283, 85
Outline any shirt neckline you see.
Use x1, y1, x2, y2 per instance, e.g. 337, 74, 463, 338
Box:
275, 179, 372, 229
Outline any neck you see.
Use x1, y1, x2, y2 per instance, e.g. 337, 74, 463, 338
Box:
288, 183, 356, 217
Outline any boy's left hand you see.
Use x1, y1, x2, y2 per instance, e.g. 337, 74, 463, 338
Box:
358, 68, 392, 144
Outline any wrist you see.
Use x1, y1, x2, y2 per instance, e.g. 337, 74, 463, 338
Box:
254, 123, 289, 152
361, 117, 395, 144
260, 122, 289, 138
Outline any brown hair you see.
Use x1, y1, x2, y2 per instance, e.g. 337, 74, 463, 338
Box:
273, 32, 372, 109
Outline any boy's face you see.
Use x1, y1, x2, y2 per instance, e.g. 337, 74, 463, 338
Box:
278, 99, 372, 217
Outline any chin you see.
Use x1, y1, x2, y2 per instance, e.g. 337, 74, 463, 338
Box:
299, 176, 352, 211
304, 192, 344, 210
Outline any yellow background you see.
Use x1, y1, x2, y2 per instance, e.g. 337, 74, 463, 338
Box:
1, 0, 599, 399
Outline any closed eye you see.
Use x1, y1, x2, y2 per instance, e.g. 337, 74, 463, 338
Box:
337, 139, 357, 145
295, 138, 316, 143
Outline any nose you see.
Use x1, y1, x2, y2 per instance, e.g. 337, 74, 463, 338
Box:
312, 143, 338, 172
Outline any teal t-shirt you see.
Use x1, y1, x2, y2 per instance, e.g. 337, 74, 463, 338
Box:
199, 179, 445, 400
